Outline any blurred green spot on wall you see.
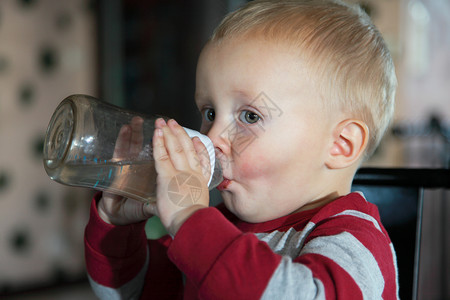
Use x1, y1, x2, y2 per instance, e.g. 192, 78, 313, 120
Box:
17, 0, 37, 8
63, 192, 78, 215
9, 228, 31, 254
32, 135, 45, 159
55, 12, 72, 31
0, 171, 11, 192
18, 83, 35, 108
39, 46, 59, 73
0, 57, 8, 74
35, 191, 51, 213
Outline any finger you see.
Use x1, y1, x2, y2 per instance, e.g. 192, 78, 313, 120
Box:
173, 128, 203, 173
152, 127, 174, 176
155, 117, 167, 129
113, 125, 131, 160
163, 119, 191, 170
129, 116, 144, 158
192, 137, 211, 182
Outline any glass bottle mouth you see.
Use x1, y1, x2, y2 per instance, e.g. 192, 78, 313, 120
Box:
208, 159, 223, 190
43, 100, 75, 170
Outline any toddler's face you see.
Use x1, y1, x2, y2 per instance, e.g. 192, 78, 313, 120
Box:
195, 37, 343, 222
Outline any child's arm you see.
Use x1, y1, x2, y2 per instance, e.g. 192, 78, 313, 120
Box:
84, 193, 150, 299
85, 193, 184, 299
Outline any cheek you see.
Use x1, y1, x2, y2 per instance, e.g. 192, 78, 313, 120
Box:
236, 151, 275, 180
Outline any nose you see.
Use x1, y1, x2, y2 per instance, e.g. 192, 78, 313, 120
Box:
206, 120, 232, 158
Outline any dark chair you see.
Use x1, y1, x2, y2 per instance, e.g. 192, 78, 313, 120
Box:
352, 168, 450, 300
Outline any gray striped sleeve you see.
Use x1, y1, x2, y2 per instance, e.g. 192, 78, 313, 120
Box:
301, 232, 384, 299
261, 256, 326, 300
88, 248, 149, 300
261, 232, 384, 299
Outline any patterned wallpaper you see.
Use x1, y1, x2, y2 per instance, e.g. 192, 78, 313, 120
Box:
0, 0, 96, 294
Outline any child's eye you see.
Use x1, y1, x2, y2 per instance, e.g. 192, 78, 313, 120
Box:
203, 108, 215, 122
239, 110, 260, 124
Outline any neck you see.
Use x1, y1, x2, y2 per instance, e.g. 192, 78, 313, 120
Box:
293, 191, 342, 214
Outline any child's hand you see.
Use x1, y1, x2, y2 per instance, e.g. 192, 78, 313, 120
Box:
147, 118, 210, 236
98, 116, 154, 225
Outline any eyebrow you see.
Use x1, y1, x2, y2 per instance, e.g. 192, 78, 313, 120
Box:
231, 89, 257, 102
232, 89, 250, 97
194, 88, 256, 107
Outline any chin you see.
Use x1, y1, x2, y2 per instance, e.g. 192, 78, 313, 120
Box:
223, 196, 252, 221
225, 201, 267, 223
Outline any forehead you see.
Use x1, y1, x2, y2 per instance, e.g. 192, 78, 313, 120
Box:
196, 36, 316, 93
200, 36, 304, 67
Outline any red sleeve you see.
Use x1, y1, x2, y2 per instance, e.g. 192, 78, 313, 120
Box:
167, 207, 283, 300
84, 193, 148, 287
84, 194, 185, 299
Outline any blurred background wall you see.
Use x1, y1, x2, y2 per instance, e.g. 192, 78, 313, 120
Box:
0, 0, 96, 297
0, 0, 448, 299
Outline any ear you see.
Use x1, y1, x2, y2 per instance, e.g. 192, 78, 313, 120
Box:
325, 119, 369, 169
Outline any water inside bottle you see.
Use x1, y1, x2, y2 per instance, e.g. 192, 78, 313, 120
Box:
45, 159, 157, 203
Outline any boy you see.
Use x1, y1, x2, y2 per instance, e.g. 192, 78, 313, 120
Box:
85, 0, 398, 299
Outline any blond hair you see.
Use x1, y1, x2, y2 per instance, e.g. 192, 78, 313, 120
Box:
210, 0, 397, 157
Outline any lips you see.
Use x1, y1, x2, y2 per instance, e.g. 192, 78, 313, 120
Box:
216, 178, 231, 191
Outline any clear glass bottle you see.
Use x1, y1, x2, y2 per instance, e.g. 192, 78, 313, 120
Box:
43, 94, 222, 203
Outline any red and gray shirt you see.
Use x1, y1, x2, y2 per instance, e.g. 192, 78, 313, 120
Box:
85, 192, 399, 299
